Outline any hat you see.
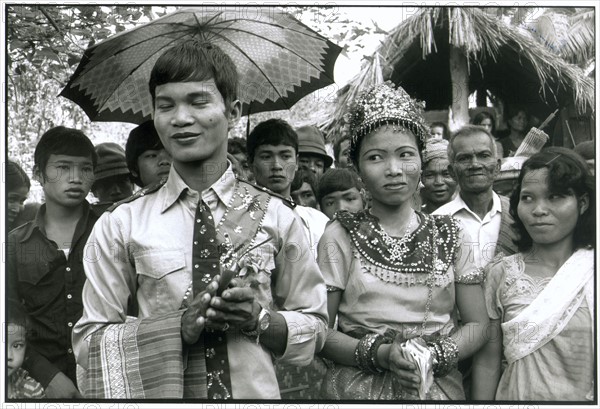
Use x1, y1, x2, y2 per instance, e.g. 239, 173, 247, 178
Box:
94, 142, 130, 181
296, 125, 333, 167
423, 138, 449, 164
574, 141, 595, 160
348, 81, 427, 156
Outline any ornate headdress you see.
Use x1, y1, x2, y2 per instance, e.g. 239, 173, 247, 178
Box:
348, 81, 427, 163
423, 138, 450, 164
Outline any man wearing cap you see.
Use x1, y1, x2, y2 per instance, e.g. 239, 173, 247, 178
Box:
295, 125, 333, 179
91, 142, 134, 214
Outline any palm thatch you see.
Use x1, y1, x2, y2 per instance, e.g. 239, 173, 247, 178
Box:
322, 7, 594, 143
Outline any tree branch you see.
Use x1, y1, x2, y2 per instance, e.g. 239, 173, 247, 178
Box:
38, 6, 64, 36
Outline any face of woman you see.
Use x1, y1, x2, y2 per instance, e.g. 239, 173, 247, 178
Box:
479, 118, 493, 134
508, 110, 528, 132
358, 126, 421, 208
517, 168, 587, 247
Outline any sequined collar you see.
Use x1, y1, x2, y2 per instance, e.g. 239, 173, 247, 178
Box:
336, 210, 458, 274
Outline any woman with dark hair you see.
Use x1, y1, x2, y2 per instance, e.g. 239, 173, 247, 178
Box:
471, 111, 506, 158
317, 82, 489, 400
472, 147, 595, 401
497, 106, 530, 157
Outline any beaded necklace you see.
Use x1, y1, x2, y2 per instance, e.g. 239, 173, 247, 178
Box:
377, 211, 418, 264
338, 210, 457, 277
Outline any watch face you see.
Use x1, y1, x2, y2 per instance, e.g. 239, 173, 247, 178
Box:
259, 310, 271, 331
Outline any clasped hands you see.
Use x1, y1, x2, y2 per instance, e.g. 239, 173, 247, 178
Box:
181, 274, 261, 345
379, 336, 428, 396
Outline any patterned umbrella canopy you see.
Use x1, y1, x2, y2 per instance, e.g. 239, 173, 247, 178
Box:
60, 7, 342, 124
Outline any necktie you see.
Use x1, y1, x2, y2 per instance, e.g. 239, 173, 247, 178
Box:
192, 199, 232, 399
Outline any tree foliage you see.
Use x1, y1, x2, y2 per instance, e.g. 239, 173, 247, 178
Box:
6, 5, 170, 169
6, 5, 374, 164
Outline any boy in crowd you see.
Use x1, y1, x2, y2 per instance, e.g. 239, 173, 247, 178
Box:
247, 118, 329, 250
317, 168, 365, 219
333, 134, 351, 168
7, 160, 40, 232
6, 300, 45, 399
227, 136, 254, 181
91, 142, 134, 214
125, 120, 172, 188
7, 126, 98, 398
73, 40, 327, 399
296, 124, 333, 179
290, 168, 319, 209
246, 118, 329, 399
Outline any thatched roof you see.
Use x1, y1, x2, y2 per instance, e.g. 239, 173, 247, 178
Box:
322, 7, 594, 143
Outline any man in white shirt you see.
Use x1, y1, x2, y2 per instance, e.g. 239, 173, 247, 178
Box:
73, 40, 327, 399
247, 118, 330, 256
433, 124, 518, 399
434, 125, 518, 269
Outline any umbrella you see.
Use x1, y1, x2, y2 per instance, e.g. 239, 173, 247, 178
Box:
60, 7, 342, 124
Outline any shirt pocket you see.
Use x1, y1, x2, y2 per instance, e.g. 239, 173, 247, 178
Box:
17, 262, 58, 310
134, 249, 187, 311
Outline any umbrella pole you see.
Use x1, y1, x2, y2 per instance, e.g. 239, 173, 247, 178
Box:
246, 104, 252, 139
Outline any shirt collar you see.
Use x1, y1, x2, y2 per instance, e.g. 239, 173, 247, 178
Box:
208, 163, 236, 207
20, 201, 92, 242
449, 191, 502, 218
161, 162, 236, 213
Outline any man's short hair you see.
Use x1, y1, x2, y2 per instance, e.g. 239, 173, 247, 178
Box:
448, 124, 498, 161
291, 168, 318, 194
317, 168, 364, 204
227, 137, 248, 156
246, 118, 298, 162
7, 160, 31, 191
333, 135, 349, 163
125, 121, 164, 187
34, 126, 96, 175
7, 298, 30, 333
149, 40, 238, 106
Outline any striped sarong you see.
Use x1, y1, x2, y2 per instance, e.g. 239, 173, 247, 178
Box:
87, 310, 207, 399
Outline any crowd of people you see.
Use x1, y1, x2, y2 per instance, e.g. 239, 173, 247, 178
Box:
6, 39, 595, 402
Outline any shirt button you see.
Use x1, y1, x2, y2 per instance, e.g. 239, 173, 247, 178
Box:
68, 348, 73, 354
66, 267, 71, 272
67, 294, 72, 299
195, 264, 199, 269
68, 322, 73, 328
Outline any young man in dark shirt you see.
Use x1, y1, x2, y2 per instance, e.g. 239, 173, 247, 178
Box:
7, 126, 98, 398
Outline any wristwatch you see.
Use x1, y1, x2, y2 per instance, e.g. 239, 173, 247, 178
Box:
242, 306, 271, 343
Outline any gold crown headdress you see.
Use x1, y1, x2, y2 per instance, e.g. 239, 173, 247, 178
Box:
348, 82, 427, 162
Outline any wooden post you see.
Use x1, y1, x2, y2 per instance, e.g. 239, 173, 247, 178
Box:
449, 45, 470, 129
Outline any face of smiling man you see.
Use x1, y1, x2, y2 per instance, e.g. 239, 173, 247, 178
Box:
153, 79, 240, 171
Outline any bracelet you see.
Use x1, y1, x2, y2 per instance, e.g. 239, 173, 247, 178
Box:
354, 333, 388, 374
426, 336, 459, 378
368, 334, 392, 373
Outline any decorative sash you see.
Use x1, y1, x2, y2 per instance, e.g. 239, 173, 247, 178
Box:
501, 248, 594, 364
85, 180, 271, 398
